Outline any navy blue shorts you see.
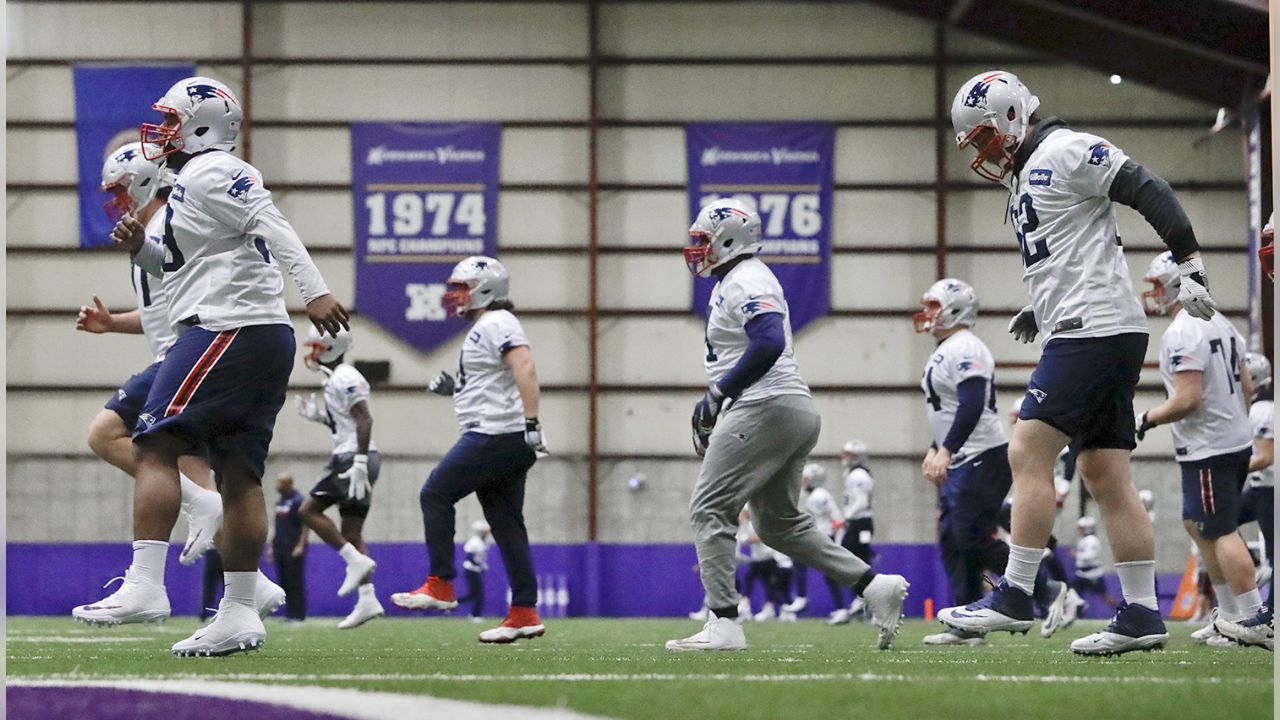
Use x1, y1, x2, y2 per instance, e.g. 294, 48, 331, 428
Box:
1180, 448, 1250, 539
105, 361, 162, 429
134, 324, 295, 479
1019, 333, 1147, 451
942, 444, 1014, 510
310, 451, 382, 519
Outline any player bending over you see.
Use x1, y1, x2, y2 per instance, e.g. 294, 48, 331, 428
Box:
938, 70, 1217, 656
666, 198, 909, 652
391, 256, 550, 644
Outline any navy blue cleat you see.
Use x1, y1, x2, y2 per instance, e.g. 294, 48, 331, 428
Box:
1215, 607, 1273, 651
937, 580, 1035, 634
1070, 602, 1169, 656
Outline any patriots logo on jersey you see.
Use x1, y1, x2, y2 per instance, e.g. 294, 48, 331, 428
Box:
1087, 142, 1112, 167
741, 298, 778, 316
957, 359, 980, 372
227, 174, 257, 203
117, 389, 128, 401
1170, 354, 1188, 367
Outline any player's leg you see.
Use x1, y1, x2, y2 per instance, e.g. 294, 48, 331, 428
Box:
466, 569, 485, 617
336, 512, 384, 629
786, 561, 809, 614
87, 409, 138, 475
1257, 487, 1274, 613
476, 434, 544, 643
176, 453, 222, 565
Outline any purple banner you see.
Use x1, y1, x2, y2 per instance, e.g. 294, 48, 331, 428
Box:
351, 123, 500, 354
685, 122, 834, 332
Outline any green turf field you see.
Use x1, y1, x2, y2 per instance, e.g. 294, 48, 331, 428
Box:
6, 616, 1273, 720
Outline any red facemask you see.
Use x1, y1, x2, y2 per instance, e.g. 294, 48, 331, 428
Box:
443, 282, 473, 317
1260, 243, 1274, 281
959, 124, 1017, 183
140, 107, 184, 161
1140, 281, 1173, 315
912, 300, 942, 333
683, 230, 715, 276
102, 185, 134, 222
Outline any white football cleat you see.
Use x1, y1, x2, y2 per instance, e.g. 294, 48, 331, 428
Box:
665, 617, 747, 652
178, 488, 223, 566
72, 570, 170, 627
172, 600, 265, 657
778, 608, 798, 623
848, 597, 867, 620
1070, 602, 1168, 656
1190, 608, 1222, 644
923, 627, 986, 646
1204, 633, 1239, 648
827, 608, 851, 626
862, 574, 909, 650
254, 571, 287, 619
1040, 579, 1068, 638
1060, 588, 1082, 629
938, 580, 1034, 635
783, 596, 808, 614
478, 607, 545, 644
338, 592, 385, 630
752, 603, 776, 622
338, 552, 376, 597
1215, 608, 1274, 651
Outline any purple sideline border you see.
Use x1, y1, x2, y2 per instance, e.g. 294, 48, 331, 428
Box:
6, 543, 1179, 619
7, 687, 349, 720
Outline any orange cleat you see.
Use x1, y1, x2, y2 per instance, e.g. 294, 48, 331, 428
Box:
390, 576, 458, 611
478, 606, 546, 644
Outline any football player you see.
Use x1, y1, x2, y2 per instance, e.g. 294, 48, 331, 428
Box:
74, 142, 284, 627
294, 327, 384, 630
1215, 352, 1274, 649
838, 441, 876, 621
457, 521, 492, 620
390, 256, 550, 644
666, 198, 909, 652
1071, 516, 1116, 613
117, 76, 348, 656
939, 70, 1217, 655
1136, 252, 1261, 648
784, 463, 850, 624
915, 279, 1066, 646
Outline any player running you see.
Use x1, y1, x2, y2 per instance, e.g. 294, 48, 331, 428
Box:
938, 71, 1217, 655
294, 327, 384, 629
73, 142, 284, 627
783, 463, 849, 624
116, 76, 348, 656
666, 198, 909, 652
915, 279, 1066, 646
390, 256, 550, 644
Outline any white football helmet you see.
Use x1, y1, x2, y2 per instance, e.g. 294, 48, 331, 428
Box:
1137, 489, 1155, 513
913, 278, 979, 335
140, 76, 242, 160
444, 256, 510, 316
684, 197, 763, 277
951, 70, 1040, 184
99, 142, 172, 220
304, 325, 353, 371
472, 520, 491, 536
802, 463, 827, 488
839, 440, 868, 470
1245, 352, 1272, 391
1141, 252, 1181, 315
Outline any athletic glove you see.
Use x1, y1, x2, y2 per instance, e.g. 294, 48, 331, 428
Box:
428, 370, 456, 396
691, 386, 725, 457
1177, 257, 1217, 320
525, 417, 549, 458
1008, 305, 1038, 344
294, 393, 326, 423
340, 454, 371, 502
1135, 411, 1156, 442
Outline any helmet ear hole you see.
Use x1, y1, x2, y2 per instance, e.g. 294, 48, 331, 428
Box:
193, 127, 209, 137
724, 239, 734, 247
1007, 106, 1016, 121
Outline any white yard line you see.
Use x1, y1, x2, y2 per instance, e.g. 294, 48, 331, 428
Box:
7, 636, 156, 643
6, 679, 610, 720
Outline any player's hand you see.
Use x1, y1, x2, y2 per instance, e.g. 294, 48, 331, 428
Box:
109, 214, 146, 253
306, 294, 351, 338
525, 417, 549, 458
1177, 256, 1217, 320
294, 393, 325, 423
340, 454, 371, 502
832, 517, 846, 531
923, 447, 951, 487
691, 386, 725, 456
76, 295, 114, 334
1135, 411, 1156, 442
291, 544, 306, 559
1008, 305, 1038, 344
428, 370, 456, 396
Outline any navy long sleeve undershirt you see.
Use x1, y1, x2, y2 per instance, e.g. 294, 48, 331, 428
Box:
715, 313, 786, 399
942, 376, 986, 454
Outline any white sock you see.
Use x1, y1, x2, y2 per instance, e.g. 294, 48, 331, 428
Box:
224, 571, 258, 609
359, 583, 376, 599
1115, 560, 1159, 611
130, 540, 168, 586
1005, 544, 1043, 596
339, 542, 361, 563
1234, 588, 1263, 621
1213, 581, 1239, 619
257, 569, 276, 589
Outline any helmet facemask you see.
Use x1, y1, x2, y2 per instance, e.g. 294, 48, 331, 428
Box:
140, 108, 185, 161
683, 229, 717, 277
443, 281, 475, 317
303, 339, 328, 372
958, 122, 1017, 184
102, 183, 135, 221
1140, 280, 1176, 315
912, 299, 944, 334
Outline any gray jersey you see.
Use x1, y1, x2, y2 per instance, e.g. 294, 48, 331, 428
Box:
921, 329, 1007, 466
1011, 129, 1148, 343
134, 212, 176, 362
1248, 399, 1273, 488
1158, 310, 1252, 462
452, 309, 529, 435
704, 258, 809, 404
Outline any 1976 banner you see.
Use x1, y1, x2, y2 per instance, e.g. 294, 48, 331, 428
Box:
351, 123, 500, 354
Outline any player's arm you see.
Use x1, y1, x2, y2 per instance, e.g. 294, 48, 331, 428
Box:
350, 400, 373, 456
1108, 159, 1215, 318
244, 205, 349, 337
923, 377, 985, 484
1144, 370, 1203, 426
76, 296, 144, 335
1249, 435, 1273, 473
504, 344, 549, 456
717, 312, 786, 400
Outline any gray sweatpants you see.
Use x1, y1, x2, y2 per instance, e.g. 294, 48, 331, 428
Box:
690, 393, 872, 610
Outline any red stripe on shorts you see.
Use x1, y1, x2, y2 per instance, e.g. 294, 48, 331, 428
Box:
164, 330, 238, 417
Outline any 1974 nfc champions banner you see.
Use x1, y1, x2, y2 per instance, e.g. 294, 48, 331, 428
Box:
351, 123, 500, 354
685, 122, 834, 333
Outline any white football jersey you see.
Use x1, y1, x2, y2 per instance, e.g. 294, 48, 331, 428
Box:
133, 211, 177, 362
1075, 534, 1103, 578
160, 152, 291, 330
1011, 129, 1148, 343
1248, 398, 1273, 488
452, 309, 529, 435
921, 329, 1008, 466
319, 363, 376, 456
843, 466, 873, 521
704, 258, 810, 404
804, 486, 841, 537
1159, 310, 1252, 462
